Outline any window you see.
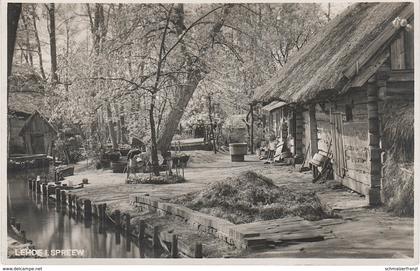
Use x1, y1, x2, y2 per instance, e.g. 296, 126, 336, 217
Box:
345, 104, 353, 122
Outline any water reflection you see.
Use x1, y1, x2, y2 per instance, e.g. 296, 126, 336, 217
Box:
8, 169, 163, 258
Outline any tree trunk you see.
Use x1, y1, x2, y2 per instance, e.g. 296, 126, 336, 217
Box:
47, 3, 58, 83
157, 71, 202, 153
7, 3, 22, 77
250, 104, 254, 154
21, 13, 33, 67
120, 104, 127, 144
106, 103, 118, 150
149, 95, 160, 176
31, 4, 46, 79
157, 4, 233, 154
207, 95, 217, 153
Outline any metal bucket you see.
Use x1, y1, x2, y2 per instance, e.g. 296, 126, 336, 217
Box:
310, 152, 328, 167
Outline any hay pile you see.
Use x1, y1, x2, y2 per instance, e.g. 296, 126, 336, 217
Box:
381, 102, 414, 217
171, 171, 329, 224
382, 156, 414, 216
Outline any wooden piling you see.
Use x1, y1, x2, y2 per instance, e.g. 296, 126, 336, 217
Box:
42, 183, 47, 196
76, 197, 82, 216
68, 194, 73, 208
84, 199, 92, 220
114, 210, 121, 228
138, 220, 145, 242
28, 179, 32, 190
194, 243, 203, 258
102, 204, 107, 222
171, 234, 178, 258
36, 181, 41, 194
124, 213, 131, 233
152, 225, 159, 248
61, 190, 67, 205
31, 180, 36, 191
55, 188, 61, 202
21, 230, 26, 242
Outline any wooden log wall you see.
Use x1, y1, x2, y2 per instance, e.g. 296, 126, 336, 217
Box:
313, 88, 371, 196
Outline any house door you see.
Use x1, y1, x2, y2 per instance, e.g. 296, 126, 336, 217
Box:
31, 134, 46, 154
331, 113, 346, 177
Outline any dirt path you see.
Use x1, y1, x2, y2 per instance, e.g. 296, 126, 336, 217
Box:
66, 151, 414, 258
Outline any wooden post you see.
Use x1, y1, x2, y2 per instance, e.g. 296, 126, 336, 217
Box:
42, 183, 47, 196
367, 78, 382, 206
194, 243, 203, 258
98, 204, 103, 222
309, 104, 318, 157
102, 203, 107, 222
76, 197, 81, 215
55, 188, 61, 203
171, 234, 178, 258
21, 230, 26, 242
36, 181, 41, 194
68, 194, 73, 208
124, 213, 131, 234
138, 220, 145, 242
152, 225, 159, 248
84, 199, 92, 220
250, 104, 254, 154
114, 210, 121, 228
61, 190, 66, 205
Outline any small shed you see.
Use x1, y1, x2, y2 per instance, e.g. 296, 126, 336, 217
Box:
18, 111, 57, 155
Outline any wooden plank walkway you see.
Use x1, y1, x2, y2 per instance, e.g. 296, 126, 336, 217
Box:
230, 217, 335, 249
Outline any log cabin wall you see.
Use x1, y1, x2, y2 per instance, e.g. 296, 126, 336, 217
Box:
8, 116, 27, 154
313, 88, 371, 195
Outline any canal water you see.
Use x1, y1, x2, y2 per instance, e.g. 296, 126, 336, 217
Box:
7, 168, 163, 258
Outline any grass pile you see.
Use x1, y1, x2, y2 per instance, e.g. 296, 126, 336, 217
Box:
171, 170, 330, 224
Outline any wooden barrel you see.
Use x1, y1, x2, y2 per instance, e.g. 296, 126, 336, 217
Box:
229, 143, 247, 162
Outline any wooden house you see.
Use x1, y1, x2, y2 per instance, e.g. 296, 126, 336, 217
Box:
18, 111, 57, 155
254, 3, 414, 205
261, 101, 304, 159
7, 66, 57, 156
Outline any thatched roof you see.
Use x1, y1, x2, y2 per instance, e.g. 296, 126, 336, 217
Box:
8, 91, 46, 115
253, 2, 413, 103
18, 111, 58, 136
8, 65, 47, 115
